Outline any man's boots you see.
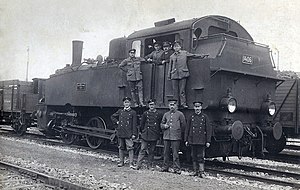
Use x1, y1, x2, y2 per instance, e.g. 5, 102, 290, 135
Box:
118, 149, 124, 167
198, 163, 205, 178
190, 162, 198, 176
129, 150, 135, 169
131, 92, 139, 107
138, 90, 145, 107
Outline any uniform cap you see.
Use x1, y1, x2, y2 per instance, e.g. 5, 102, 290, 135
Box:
154, 42, 162, 47
128, 49, 136, 53
163, 41, 171, 47
173, 41, 182, 47
168, 99, 178, 103
193, 101, 203, 105
122, 97, 131, 102
147, 99, 156, 104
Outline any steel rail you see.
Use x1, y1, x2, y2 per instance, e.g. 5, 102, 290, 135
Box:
0, 161, 90, 190
206, 160, 300, 179
207, 167, 300, 189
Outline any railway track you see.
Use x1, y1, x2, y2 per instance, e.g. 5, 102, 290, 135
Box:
206, 160, 300, 189
0, 160, 89, 190
1, 126, 300, 189
285, 144, 300, 151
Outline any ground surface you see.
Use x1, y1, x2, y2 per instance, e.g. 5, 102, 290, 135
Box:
0, 136, 294, 190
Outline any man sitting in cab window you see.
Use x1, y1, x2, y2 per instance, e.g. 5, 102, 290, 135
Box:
168, 41, 208, 108
160, 41, 174, 65
145, 42, 163, 65
119, 49, 146, 107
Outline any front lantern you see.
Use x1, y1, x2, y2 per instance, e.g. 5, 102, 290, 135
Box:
220, 97, 237, 113
261, 98, 276, 116
267, 102, 276, 116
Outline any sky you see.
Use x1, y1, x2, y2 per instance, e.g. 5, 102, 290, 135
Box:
0, 0, 300, 81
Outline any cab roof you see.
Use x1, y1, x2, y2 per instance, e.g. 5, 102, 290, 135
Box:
127, 15, 253, 41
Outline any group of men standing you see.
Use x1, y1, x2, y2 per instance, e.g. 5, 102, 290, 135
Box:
111, 97, 212, 177
113, 41, 211, 177
119, 41, 205, 108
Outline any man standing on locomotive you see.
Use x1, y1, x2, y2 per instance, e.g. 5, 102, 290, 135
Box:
160, 41, 174, 65
135, 99, 163, 170
145, 42, 164, 65
160, 99, 186, 174
119, 49, 146, 107
184, 101, 212, 177
168, 41, 206, 108
111, 97, 138, 169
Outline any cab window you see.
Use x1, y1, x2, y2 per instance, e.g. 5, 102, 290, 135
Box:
192, 28, 202, 49
132, 40, 141, 57
144, 34, 176, 56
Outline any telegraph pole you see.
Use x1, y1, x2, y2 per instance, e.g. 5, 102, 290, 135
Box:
275, 48, 279, 71
26, 46, 29, 82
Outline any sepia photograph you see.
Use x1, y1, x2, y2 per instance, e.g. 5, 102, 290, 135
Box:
0, 0, 299, 189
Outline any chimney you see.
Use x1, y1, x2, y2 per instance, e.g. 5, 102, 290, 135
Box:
72, 40, 83, 66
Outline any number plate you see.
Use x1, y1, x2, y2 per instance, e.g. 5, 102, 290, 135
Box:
242, 55, 253, 65
76, 83, 86, 91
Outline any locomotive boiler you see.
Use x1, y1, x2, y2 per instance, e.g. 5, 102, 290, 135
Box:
36, 15, 285, 157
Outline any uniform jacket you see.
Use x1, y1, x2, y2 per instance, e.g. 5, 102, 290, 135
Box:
145, 50, 164, 64
111, 108, 138, 138
140, 109, 163, 141
184, 112, 212, 145
119, 57, 145, 81
160, 110, 186, 140
160, 49, 174, 64
168, 50, 196, 80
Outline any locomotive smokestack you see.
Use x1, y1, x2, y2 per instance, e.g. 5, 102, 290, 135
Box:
72, 40, 83, 66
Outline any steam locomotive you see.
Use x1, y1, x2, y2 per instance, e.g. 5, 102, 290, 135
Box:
2, 15, 287, 158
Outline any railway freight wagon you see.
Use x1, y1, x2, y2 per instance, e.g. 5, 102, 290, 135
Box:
274, 78, 300, 138
37, 15, 285, 157
0, 79, 45, 135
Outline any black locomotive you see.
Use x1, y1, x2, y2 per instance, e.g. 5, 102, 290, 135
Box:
5, 15, 285, 157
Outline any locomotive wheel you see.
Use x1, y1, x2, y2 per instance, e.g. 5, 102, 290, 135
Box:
12, 117, 27, 136
60, 131, 77, 145
86, 117, 105, 149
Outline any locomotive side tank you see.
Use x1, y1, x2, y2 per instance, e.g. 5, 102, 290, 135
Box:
37, 15, 285, 156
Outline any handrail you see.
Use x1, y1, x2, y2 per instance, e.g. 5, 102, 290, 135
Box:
199, 33, 269, 48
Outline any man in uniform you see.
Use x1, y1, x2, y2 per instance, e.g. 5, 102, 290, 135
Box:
111, 97, 138, 169
160, 41, 174, 65
168, 41, 207, 108
160, 99, 186, 174
145, 42, 164, 65
119, 49, 146, 107
184, 101, 212, 177
135, 99, 162, 170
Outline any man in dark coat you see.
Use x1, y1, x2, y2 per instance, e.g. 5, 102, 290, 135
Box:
111, 97, 138, 168
119, 49, 146, 107
160, 99, 186, 174
135, 99, 162, 170
184, 101, 212, 177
